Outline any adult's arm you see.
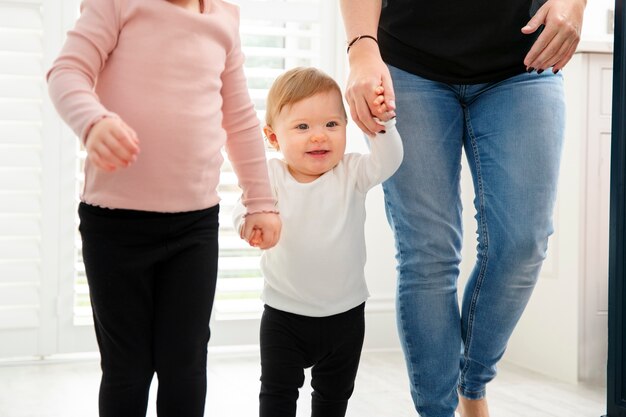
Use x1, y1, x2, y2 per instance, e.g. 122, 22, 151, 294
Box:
340, 0, 394, 136
522, 0, 587, 73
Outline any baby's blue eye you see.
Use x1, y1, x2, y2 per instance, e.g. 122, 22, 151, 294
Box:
296, 123, 309, 130
326, 121, 339, 127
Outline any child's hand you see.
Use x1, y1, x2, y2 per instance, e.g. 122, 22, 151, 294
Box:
372, 85, 396, 122
85, 117, 140, 172
240, 212, 282, 250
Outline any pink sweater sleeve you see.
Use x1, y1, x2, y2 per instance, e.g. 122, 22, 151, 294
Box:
221, 18, 277, 215
46, 0, 121, 143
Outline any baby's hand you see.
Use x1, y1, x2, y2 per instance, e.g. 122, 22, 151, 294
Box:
240, 212, 282, 250
85, 117, 140, 172
372, 85, 396, 122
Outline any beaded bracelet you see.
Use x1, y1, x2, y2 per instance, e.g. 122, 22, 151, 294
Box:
346, 35, 378, 54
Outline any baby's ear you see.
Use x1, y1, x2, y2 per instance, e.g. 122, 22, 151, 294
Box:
263, 125, 279, 150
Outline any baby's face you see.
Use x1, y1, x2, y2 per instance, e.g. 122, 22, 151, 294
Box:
270, 91, 347, 183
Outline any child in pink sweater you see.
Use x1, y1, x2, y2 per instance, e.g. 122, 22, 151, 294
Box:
47, 0, 280, 416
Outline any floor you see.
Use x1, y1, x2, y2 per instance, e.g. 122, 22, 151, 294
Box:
0, 349, 606, 417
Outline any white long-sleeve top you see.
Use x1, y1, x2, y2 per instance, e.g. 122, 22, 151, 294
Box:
233, 120, 403, 317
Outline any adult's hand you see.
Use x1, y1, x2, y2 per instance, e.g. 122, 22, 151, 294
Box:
345, 41, 396, 137
522, 0, 586, 73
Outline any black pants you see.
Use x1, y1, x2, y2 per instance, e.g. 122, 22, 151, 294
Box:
259, 303, 365, 417
78, 203, 219, 417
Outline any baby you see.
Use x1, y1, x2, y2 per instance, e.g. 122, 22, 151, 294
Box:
234, 67, 403, 417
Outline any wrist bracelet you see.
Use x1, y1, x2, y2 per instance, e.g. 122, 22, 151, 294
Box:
346, 35, 378, 54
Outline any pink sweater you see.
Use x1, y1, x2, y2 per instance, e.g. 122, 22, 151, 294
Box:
47, 0, 276, 214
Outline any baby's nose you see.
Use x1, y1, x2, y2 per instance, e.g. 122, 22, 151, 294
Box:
310, 133, 327, 142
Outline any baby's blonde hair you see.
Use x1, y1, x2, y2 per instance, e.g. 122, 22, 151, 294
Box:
265, 67, 347, 127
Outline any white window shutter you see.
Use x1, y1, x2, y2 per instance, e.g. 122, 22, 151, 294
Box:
0, 0, 47, 356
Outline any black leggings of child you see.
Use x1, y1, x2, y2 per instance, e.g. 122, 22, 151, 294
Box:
259, 303, 365, 417
78, 202, 219, 417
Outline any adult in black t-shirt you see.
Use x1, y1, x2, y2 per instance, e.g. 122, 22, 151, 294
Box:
340, 1, 585, 416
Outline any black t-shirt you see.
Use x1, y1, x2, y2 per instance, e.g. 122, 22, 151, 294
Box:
378, 0, 539, 84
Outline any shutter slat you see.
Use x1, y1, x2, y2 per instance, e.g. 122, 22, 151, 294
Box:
217, 277, 263, 292
0, 121, 41, 144
241, 25, 318, 38
0, 307, 39, 329
238, 1, 319, 22
0, 3, 42, 30
0, 168, 41, 191
0, 238, 40, 260
0, 261, 40, 284
0, 99, 42, 121
0, 29, 42, 53
243, 46, 315, 59
0, 214, 40, 236
0, 191, 40, 213
213, 299, 263, 315
0, 53, 43, 76
0, 76, 44, 99
0, 145, 41, 167
0, 283, 40, 305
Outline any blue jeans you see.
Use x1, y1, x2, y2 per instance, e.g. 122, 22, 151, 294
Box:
383, 65, 565, 417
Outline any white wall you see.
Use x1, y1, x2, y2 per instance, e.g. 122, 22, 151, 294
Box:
582, 0, 615, 40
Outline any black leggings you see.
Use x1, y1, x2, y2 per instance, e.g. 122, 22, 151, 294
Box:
78, 202, 219, 417
259, 303, 365, 417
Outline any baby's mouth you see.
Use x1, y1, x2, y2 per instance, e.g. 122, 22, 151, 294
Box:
307, 150, 329, 155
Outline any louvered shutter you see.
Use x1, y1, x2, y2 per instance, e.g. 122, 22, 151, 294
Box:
0, 0, 64, 357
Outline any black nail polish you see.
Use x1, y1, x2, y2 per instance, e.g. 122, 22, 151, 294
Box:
380, 130, 386, 134
537, 69, 544, 74
553, 69, 560, 74
527, 67, 535, 73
